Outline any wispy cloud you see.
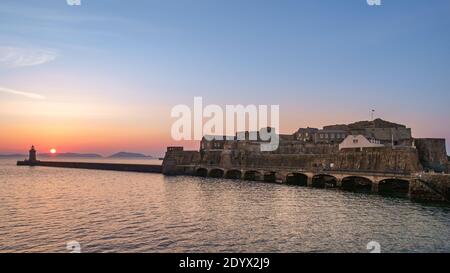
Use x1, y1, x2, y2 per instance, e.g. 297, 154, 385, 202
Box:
0, 46, 58, 68
0, 86, 45, 99
0, 4, 171, 38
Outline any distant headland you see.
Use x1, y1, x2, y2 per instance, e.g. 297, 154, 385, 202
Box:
108, 152, 153, 159
2, 151, 155, 159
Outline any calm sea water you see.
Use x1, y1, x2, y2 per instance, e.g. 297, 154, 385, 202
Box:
0, 158, 449, 253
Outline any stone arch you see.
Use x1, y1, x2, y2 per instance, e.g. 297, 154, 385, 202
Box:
286, 173, 308, 186
341, 176, 373, 192
378, 178, 410, 197
263, 172, 277, 183
243, 170, 262, 181
312, 174, 338, 189
225, 169, 242, 179
195, 168, 208, 177
209, 168, 224, 178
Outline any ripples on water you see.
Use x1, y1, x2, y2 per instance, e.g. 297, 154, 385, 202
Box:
0, 159, 449, 253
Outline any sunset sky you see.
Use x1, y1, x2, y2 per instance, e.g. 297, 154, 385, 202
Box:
1, 0, 449, 156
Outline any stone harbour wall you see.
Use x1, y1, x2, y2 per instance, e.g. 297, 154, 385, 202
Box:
198, 147, 422, 174
414, 138, 448, 172
162, 149, 200, 175
163, 146, 422, 174
410, 174, 450, 202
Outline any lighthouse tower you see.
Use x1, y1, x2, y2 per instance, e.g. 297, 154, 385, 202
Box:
29, 146, 37, 162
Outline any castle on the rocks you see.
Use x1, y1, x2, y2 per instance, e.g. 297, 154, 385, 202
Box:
163, 118, 449, 175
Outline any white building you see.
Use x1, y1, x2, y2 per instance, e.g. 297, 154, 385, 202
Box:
339, 135, 384, 151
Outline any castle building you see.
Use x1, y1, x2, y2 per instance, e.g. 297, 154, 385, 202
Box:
294, 127, 318, 142
196, 119, 448, 173
339, 135, 384, 151
313, 129, 348, 144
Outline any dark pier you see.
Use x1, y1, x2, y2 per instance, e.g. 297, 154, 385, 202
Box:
17, 160, 162, 173
17, 146, 162, 173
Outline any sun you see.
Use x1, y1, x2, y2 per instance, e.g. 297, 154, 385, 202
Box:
50, 148, 57, 154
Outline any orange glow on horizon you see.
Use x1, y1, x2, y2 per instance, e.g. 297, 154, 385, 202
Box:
1, 100, 449, 156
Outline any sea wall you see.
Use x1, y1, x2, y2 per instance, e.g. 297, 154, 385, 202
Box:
162, 148, 201, 175
163, 146, 422, 175
199, 147, 422, 174
410, 174, 450, 202
414, 138, 448, 173
17, 161, 162, 173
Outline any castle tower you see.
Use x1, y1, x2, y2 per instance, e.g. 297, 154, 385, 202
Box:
29, 145, 37, 162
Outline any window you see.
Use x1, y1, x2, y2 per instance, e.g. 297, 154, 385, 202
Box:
320, 134, 324, 139
353, 139, 359, 144
331, 134, 335, 139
